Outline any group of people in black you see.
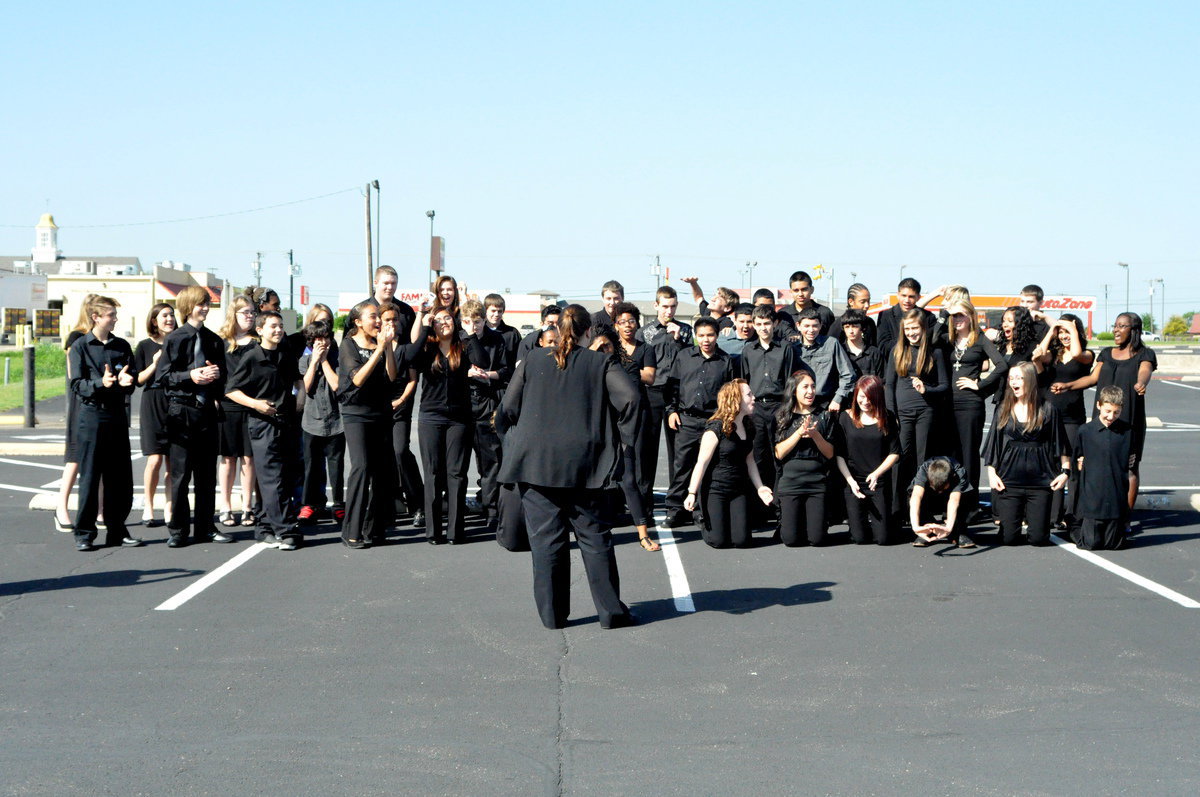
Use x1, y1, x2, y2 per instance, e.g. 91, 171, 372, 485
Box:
57, 266, 1156, 628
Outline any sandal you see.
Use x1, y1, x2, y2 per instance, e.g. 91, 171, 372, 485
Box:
911, 538, 930, 548
241, 511, 256, 527
639, 535, 661, 552
219, 510, 237, 527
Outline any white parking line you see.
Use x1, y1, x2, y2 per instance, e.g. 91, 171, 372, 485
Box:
652, 511, 696, 613
0, 457, 64, 472
1051, 534, 1200, 608
154, 542, 274, 611
1161, 380, 1200, 392
0, 482, 55, 495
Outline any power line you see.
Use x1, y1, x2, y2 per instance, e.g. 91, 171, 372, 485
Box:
0, 186, 360, 228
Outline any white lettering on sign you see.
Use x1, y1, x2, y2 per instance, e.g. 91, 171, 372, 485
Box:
1042, 297, 1096, 311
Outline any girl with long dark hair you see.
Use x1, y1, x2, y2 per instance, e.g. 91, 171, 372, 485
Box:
496, 304, 640, 629
774, 370, 835, 546
834, 375, 901, 545
134, 303, 177, 526
336, 301, 398, 548
1034, 313, 1093, 527
612, 302, 660, 552
984, 362, 1070, 545
397, 306, 474, 544
1052, 311, 1155, 515
684, 379, 773, 548
886, 307, 949, 508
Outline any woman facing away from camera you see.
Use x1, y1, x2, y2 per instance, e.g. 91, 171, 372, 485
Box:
495, 304, 640, 630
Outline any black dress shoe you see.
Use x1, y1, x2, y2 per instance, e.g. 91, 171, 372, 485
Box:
661, 510, 691, 529
196, 531, 235, 544
167, 535, 186, 548
412, 510, 426, 529
600, 611, 639, 630
75, 540, 94, 552
342, 538, 368, 549
427, 537, 445, 545
107, 536, 145, 547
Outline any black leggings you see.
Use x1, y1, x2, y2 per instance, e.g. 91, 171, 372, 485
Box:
618, 444, 651, 527
995, 484, 1054, 545
1050, 420, 1081, 525
843, 478, 892, 545
703, 488, 751, 548
778, 492, 827, 546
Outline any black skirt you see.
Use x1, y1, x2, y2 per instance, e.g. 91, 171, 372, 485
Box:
218, 408, 252, 458
139, 388, 171, 456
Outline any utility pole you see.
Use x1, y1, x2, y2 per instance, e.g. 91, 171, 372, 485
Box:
649, 255, 662, 290
1147, 279, 1156, 334
365, 183, 374, 293
1103, 284, 1110, 332
1157, 278, 1165, 337
426, 210, 436, 290
745, 261, 757, 290
1117, 262, 1129, 314
252, 252, 262, 287
288, 249, 301, 310
373, 180, 381, 267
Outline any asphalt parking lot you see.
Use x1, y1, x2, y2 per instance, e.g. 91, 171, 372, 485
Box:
1, 374, 1198, 796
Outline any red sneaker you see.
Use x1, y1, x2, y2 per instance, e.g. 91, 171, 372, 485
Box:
298, 506, 316, 524
333, 507, 346, 522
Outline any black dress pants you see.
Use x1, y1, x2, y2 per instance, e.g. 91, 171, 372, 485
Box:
750, 401, 779, 488
995, 484, 1054, 545
844, 476, 893, 545
703, 488, 751, 548
472, 419, 502, 522
418, 420, 472, 543
639, 386, 675, 508
248, 416, 299, 541
778, 492, 827, 546
302, 430, 345, 508
520, 485, 628, 629
343, 418, 396, 543
391, 414, 425, 514
665, 414, 707, 512
895, 404, 936, 516
73, 408, 133, 544
951, 398, 986, 514
166, 402, 218, 540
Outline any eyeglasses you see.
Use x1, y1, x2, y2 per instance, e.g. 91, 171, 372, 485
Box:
1112, 323, 1131, 329
615, 318, 638, 326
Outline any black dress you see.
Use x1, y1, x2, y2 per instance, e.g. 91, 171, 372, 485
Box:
63, 329, 86, 464
983, 402, 1068, 546
1093, 346, 1157, 466
1043, 354, 1092, 524
218, 342, 255, 458
699, 417, 756, 549
614, 341, 656, 528
134, 338, 170, 456
835, 411, 901, 545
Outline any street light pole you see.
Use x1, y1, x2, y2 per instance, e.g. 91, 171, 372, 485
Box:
288, 250, 301, 311
1156, 278, 1165, 336
1102, 284, 1110, 332
1117, 262, 1129, 313
426, 210, 436, 290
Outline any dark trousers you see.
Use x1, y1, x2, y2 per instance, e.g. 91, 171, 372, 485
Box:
301, 430, 345, 508
618, 444, 651, 527
750, 401, 779, 488
418, 420, 472, 542
703, 488, 751, 548
665, 414, 707, 512
248, 417, 298, 541
639, 386, 675, 507
496, 482, 528, 551
844, 477, 892, 545
1075, 516, 1126, 551
391, 416, 424, 513
995, 485, 1054, 545
895, 404, 936, 514
73, 408, 133, 543
778, 492, 827, 546
166, 402, 218, 540
1050, 420, 1082, 526
912, 490, 968, 541
472, 420, 502, 521
951, 399, 986, 514
521, 485, 627, 629
342, 418, 396, 543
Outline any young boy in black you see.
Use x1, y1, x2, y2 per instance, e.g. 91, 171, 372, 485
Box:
225, 311, 303, 550
908, 455, 976, 548
1072, 386, 1133, 550
67, 295, 142, 551
461, 299, 511, 530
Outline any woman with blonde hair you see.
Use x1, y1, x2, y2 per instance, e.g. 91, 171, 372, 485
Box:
685, 378, 774, 548
984, 361, 1070, 546
217, 294, 258, 526
55, 293, 100, 531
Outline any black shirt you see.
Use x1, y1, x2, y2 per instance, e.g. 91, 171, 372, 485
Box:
666, 347, 734, 416
737, 338, 797, 404
364, 296, 417, 342
227, 342, 300, 423
780, 301, 835, 337
886, 348, 949, 412
704, 418, 755, 493
69, 332, 135, 420
156, 322, 227, 406
909, 456, 972, 496
463, 326, 512, 418
337, 336, 393, 422
1093, 346, 1157, 431
398, 330, 473, 424
220, 341, 257, 412
1076, 418, 1131, 519
831, 312, 878, 349
846, 343, 886, 380
834, 410, 901, 483
775, 410, 835, 496
984, 402, 1068, 487
590, 309, 618, 343
946, 335, 1008, 405
636, 319, 694, 388
696, 300, 735, 332
614, 340, 656, 396
1043, 355, 1091, 424
491, 321, 522, 383
134, 338, 164, 390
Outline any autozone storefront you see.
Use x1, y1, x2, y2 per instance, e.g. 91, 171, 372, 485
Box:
871, 294, 1099, 337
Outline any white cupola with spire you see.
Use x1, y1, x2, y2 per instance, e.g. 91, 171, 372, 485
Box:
32, 213, 61, 264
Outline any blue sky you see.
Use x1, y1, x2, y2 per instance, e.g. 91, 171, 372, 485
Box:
3, 1, 1196, 325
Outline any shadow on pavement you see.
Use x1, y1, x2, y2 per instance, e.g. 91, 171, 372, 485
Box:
633, 581, 836, 622
0, 568, 204, 597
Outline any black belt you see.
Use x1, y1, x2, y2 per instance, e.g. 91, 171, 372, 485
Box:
169, 396, 209, 410
682, 408, 711, 419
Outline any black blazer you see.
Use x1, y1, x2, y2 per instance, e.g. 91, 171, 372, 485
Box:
496, 347, 638, 490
